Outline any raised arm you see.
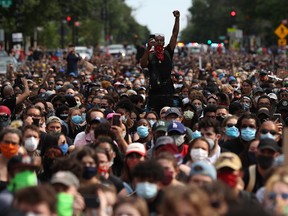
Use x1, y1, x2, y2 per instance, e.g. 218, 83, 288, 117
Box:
169, 10, 180, 51
140, 39, 154, 68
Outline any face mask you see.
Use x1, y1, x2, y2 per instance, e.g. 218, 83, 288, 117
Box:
140, 94, 146, 101
190, 148, 208, 161
24, 137, 39, 152
60, 113, 68, 120
32, 118, 40, 127
217, 172, 238, 188
98, 165, 109, 176
7, 170, 37, 193
257, 154, 274, 170
195, 105, 202, 112
183, 110, 194, 120
121, 115, 127, 123
59, 143, 69, 155
137, 125, 149, 138
216, 115, 225, 123
225, 126, 240, 138
172, 134, 185, 146
0, 143, 19, 158
162, 170, 173, 186
242, 102, 250, 111
76, 101, 81, 107
172, 99, 180, 107
136, 182, 158, 199
191, 130, 201, 140
248, 151, 257, 164
82, 166, 97, 180
71, 115, 83, 125
241, 128, 256, 141
55, 85, 62, 91
148, 120, 156, 128
284, 81, 288, 87
205, 138, 215, 150
46, 110, 55, 118
57, 193, 74, 216
260, 132, 275, 140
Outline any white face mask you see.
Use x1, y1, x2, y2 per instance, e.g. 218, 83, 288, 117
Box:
24, 137, 39, 152
172, 134, 185, 146
190, 148, 208, 161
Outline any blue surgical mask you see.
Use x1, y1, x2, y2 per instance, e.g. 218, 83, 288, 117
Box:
241, 128, 256, 141
136, 182, 158, 199
71, 115, 83, 125
260, 132, 275, 140
137, 125, 149, 138
148, 120, 156, 128
59, 143, 69, 155
225, 126, 240, 138
191, 130, 201, 140
82, 166, 97, 180
55, 85, 62, 91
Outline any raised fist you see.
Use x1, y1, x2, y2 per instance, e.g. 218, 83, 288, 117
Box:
173, 10, 180, 18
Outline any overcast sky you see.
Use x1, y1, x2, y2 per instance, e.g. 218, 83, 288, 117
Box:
125, 0, 192, 40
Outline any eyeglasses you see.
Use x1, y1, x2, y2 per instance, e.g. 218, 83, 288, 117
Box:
27, 114, 41, 118
226, 123, 236, 128
260, 129, 277, 135
241, 125, 256, 129
268, 192, 288, 200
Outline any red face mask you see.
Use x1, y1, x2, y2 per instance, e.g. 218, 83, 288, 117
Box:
154, 45, 164, 62
217, 172, 238, 188
98, 165, 109, 176
0, 143, 19, 159
162, 170, 174, 186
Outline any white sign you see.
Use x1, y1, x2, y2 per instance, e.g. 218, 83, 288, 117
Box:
12, 33, 23, 42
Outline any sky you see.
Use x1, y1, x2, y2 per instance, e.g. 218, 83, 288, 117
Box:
125, 0, 192, 40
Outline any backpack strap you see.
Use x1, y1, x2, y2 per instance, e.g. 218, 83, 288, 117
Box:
246, 165, 256, 193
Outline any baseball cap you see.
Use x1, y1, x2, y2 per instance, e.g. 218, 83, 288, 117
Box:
68, 72, 78, 78
189, 161, 217, 181
51, 171, 79, 188
258, 138, 280, 153
0, 105, 11, 116
8, 155, 39, 172
125, 143, 146, 156
277, 99, 288, 111
257, 107, 270, 118
214, 152, 242, 171
167, 122, 186, 134
155, 136, 175, 149
253, 87, 264, 95
46, 116, 62, 125
165, 107, 182, 117
268, 93, 278, 101
152, 120, 169, 132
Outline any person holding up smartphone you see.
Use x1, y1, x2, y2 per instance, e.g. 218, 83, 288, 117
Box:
140, 10, 180, 115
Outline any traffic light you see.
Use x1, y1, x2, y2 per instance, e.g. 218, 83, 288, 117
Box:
230, 10, 236, 17
66, 16, 72, 25
207, 40, 212, 45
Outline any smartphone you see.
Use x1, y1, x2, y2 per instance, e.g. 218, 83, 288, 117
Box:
149, 34, 155, 39
84, 195, 100, 208
272, 113, 282, 122
112, 114, 121, 126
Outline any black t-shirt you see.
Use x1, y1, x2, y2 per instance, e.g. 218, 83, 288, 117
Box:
148, 45, 174, 95
108, 175, 125, 193
66, 52, 81, 74
221, 137, 247, 155
243, 165, 264, 193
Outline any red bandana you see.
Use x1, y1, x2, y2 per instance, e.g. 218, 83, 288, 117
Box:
154, 45, 164, 62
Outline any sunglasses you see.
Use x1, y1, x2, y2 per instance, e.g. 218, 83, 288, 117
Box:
0, 115, 9, 121
268, 192, 288, 200
260, 129, 277, 136
226, 123, 236, 128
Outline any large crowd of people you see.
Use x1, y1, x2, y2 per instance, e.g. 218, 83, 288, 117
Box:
0, 10, 288, 216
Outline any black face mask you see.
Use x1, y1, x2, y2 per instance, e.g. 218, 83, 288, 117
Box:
32, 118, 40, 127
257, 154, 274, 170
216, 115, 225, 123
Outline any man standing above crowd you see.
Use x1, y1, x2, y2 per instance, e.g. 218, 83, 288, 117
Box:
140, 10, 180, 115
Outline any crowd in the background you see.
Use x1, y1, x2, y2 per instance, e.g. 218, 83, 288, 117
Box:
0, 43, 287, 216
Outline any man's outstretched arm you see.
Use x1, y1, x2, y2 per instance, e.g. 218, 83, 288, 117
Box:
169, 10, 180, 51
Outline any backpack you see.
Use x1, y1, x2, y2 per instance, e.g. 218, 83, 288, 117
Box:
246, 165, 256, 192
